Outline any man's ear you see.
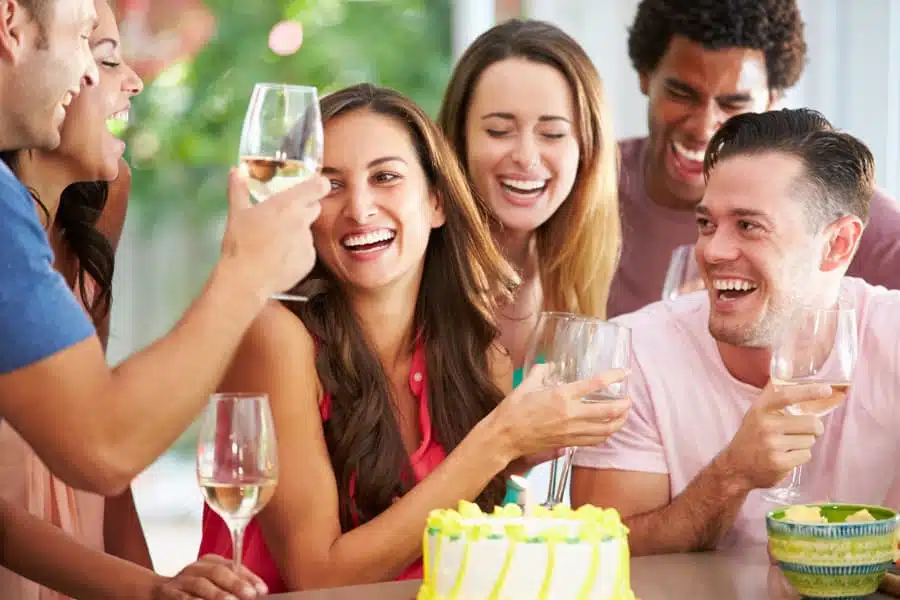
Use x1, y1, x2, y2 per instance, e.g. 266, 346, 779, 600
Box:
0, 0, 34, 64
820, 215, 864, 272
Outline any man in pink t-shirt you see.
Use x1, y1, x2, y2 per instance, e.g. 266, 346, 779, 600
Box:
572, 108, 900, 555
607, 0, 900, 318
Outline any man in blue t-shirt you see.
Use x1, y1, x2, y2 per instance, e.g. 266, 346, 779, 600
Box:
0, 0, 327, 496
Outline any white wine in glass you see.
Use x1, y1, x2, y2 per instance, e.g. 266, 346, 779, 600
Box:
238, 83, 323, 204
762, 307, 857, 504
238, 83, 324, 302
240, 156, 318, 202
196, 393, 279, 570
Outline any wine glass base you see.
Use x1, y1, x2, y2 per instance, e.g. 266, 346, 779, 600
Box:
761, 487, 806, 506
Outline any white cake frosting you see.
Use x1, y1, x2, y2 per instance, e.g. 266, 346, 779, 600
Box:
417, 502, 634, 600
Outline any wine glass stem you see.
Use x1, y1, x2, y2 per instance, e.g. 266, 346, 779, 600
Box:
544, 457, 560, 507
788, 464, 804, 490
230, 524, 246, 571
554, 448, 576, 506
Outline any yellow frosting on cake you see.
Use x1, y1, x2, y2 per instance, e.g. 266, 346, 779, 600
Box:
417, 501, 635, 600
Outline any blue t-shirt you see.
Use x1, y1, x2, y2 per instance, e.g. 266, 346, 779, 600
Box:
0, 161, 94, 374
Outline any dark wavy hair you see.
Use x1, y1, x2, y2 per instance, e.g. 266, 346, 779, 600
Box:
628, 0, 807, 90
292, 83, 519, 531
0, 151, 114, 320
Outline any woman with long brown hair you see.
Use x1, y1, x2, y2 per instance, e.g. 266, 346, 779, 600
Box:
198, 83, 630, 592
438, 19, 621, 382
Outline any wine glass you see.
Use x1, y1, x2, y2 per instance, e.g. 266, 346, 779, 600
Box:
521, 312, 574, 507
761, 307, 857, 504
196, 393, 279, 570
238, 82, 324, 302
547, 317, 631, 506
521, 313, 631, 507
661, 244, 704, 300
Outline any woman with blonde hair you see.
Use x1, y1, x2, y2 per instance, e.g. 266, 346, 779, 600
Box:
438, 19, 621, 381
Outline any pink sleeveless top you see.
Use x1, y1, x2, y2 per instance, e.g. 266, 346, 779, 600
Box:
0, 277, 106, 600
197, 341, 446, 593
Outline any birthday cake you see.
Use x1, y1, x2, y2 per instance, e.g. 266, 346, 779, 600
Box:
417, 501, 634, 600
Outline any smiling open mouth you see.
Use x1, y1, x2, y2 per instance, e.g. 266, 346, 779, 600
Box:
341, 229, 396, 253
500, 177, 548, 198
713, 278, 759, 301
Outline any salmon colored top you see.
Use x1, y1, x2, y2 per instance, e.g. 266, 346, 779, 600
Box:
0, 277, 106, 600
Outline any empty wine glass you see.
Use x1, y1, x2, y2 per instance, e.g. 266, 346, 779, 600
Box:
762, 307, 857, 504
238, 83, 324, 302
196, 393, 279, 570
548, 317, 631, 506
521, 312, 574, 507
521, 312, 631, 507
662, 244, 704, 300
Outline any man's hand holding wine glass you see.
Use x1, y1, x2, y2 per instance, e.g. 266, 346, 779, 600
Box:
218, 167, 327, 309
717, 380, 830, 492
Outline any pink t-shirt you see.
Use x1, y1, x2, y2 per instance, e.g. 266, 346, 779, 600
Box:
607, 136, 900, 318
576, 277, 900, 548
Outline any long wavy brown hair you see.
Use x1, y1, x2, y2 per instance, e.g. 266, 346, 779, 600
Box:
291, 83, 520, 531
438, 18, 620, 318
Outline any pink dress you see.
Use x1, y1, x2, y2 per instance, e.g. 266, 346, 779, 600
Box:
197, 340, 446, 593
0, 277, 107, 600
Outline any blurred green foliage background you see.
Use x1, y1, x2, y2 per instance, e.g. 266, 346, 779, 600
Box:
116, 0, 453, 457
125, 0, 453, 230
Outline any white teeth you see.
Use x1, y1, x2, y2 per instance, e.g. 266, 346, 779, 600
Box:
500, 177, 546, 193
61, 92, 74, 108
673, 141, 706, 163
342, 229, 395, 248
108, 110, 130, 122
712, 279, 758, 291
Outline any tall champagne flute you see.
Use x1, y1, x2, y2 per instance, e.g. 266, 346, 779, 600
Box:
196, 393, 279, 570
238, 82, 324, 302
762, 307, 857, 504
549, 317, 631, 505
661, 244, 704, 300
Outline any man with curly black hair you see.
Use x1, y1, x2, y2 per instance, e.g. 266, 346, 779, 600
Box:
606, 0, 900, 318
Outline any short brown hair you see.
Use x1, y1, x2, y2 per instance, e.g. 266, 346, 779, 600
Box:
704, 108, 874, 227
19, 0, 49, 23
19, 0, 51, 45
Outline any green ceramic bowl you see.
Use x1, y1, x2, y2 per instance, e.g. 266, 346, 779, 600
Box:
766, 504, 898, 599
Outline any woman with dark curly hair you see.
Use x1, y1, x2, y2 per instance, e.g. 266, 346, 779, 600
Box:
199, 83, 631, 593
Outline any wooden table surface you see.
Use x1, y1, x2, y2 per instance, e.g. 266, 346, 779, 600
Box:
268, 545, 894, 599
